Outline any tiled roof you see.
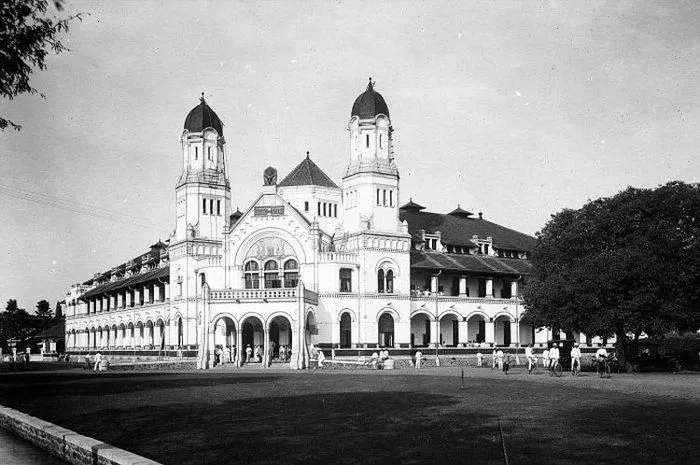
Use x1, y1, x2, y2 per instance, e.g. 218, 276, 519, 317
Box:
411, 250, 533, 276
400, 209, 536, 252
278, 155, 339, 189
351, 78, 390, 119
400, 199, 426, 211
447, 206, 474, 218
80, 266, 169, 300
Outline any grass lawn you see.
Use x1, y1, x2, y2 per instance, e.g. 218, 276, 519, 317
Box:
0, 366, 698, 465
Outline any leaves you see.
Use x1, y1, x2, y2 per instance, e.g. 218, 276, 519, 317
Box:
523, 182, 700, 352
0, 0, 83, 130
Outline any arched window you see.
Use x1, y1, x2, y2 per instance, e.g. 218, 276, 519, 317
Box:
283, 259, 299, 288
264, 260, 281, 288
340, 313, 352, 348
177, 317, 183, 348
244, 261, 260, 289
386, 269, 394, 294
377, 269, 385, 293
378, 313, 394, 348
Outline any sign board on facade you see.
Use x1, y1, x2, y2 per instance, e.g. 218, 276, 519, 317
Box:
254, 206, 285, 217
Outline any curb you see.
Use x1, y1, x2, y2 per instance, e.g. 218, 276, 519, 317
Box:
0, 404, 161, 465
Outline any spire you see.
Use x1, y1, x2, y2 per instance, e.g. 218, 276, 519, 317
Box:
306, 151, 310, 159
367, 77, 374, 91
199, 92, 205, 104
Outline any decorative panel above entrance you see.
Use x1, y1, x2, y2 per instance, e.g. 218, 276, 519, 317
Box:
245, 237, 296, 260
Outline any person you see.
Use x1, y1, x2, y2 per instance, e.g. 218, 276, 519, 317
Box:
491, 349, 497, 369
496, 349, 504, 371
415, 349, 422, 369
369, 351, 378, 369
93, 351, 102, 372
223, 346, 230, 365
525, 344, 536, 372
542, 347, 550, 369
595, 346, 608, 373
503, 352, 512, 374
317, 349, 325, 369
84, 353, 91, 370
214, 346, 222, 366
23, 351, 30, 371
245, 345, 252, 364
549, 344, 560, 372
476, 351, 483, 367
279, 345, 286, 363
570, 343, 582, 374
254, 345, 261, 362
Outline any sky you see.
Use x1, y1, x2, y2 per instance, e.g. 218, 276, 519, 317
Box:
1, 0, 699, 311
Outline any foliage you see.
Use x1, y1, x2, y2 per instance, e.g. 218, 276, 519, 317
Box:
522, 182, 700, 362
0, 0, 83, 130
1, 298, 62, 350
54, 300, 63, 318
658, 334, 700, 369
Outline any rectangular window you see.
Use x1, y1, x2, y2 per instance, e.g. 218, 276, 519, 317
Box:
377, 189, 380, 205
478, 279, 487, 298
383, 189, 387, 206
318, 202, 321, 216
207, 146, 212, 160
216, 200, 221, 216
366, 134, 369, 148
304, 201, 309, 212
195, 146, 198, 160
339, 268, 352, 292
334, 204, 337, 217
379, 134, 383, 149
210, 199, 214, 215
389, 190, 393, 207
203, 198, 207, 214
323, 203, 327, 217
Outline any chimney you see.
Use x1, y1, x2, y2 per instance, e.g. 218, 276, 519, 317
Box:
478, 212, 483, 220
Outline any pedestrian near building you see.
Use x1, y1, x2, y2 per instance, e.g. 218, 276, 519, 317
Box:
93, 352, 102, 371
415, 349, 422, 369
476, 351, 483, 367
491, 349, 497, 369
317, 349, 325, 369
84, 353, 90, 370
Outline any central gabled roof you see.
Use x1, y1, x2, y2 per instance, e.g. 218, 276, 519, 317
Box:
278, 154, 339, 189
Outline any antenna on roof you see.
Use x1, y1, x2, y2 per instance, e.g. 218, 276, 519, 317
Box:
306, 151, 310, 158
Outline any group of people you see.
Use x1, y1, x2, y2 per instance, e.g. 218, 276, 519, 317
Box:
83, 352, 106, 371
214, 346, 235, 366
1, 350, 31, 371
369, 349, 392, 369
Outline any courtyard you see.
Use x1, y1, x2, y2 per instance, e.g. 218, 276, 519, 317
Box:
0, 366, 698, 465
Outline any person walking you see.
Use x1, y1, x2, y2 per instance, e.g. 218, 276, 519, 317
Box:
93, 351, 102, 372
476, 351, 483, 367
317, 349, 325, 369
245, 345, 252, 364
84, 353, 91, 370
570, 343, 582, 374
415, 349, 422, 370
491, 348, 497, 369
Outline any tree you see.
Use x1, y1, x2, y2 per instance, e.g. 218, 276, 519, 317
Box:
54, 300, 63, 318
36, 299, 53, 319
0, 0, 82, 130
522, 181, 700, 367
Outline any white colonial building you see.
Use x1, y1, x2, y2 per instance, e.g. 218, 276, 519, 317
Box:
64, 80, 573, 369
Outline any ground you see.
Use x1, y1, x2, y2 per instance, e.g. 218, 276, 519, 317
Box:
0, 365, 698, 465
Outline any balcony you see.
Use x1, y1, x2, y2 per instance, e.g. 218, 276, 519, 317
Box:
319, 251, 358, 263
209, 288, 297, 301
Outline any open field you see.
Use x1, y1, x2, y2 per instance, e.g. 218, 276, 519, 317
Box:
0, 366, 698, 465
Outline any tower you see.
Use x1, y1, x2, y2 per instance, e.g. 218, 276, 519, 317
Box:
343, 78, 401, 233
174, 94, 231, 241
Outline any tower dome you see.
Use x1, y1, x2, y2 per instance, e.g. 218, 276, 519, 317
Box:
351, 78, 390, 119
184, 94, 223, 135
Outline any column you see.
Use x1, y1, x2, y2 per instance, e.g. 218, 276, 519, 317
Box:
262, 327, 269, 368
430, 318, 439, 348
430, 275, 438, 293
510, 280, 518, 299
485, 319, 496, 346
459, 276, 467, 297
486, 278, 493, 298
236, 330, 243, 368
126, 291, 132, 308
153, 283, 161, 302
458, 319, 469, 347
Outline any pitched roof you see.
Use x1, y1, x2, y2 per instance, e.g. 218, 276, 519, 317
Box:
411, 250, 533, 275
278, 155, 339, 189
400, 208, 536, 252
447, 205, 474, 218
80, 266, 169, 300
400, 198, 426, 211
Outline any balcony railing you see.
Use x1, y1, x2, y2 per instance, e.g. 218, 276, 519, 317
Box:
410, 295, 521, 305
209, 288, 297, 301
319, 251, 358, 262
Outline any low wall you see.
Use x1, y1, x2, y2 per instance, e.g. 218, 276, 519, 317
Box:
0, 405, 161, 465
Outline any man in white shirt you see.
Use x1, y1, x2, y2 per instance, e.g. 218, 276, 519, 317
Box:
93, 352, 102, 372
549, 344, 560, 372
570, 343, 582, 374
415, 349, 422, 369
496, 349, 504, 371
525, 344, 536, 372
542, 348, 550, 369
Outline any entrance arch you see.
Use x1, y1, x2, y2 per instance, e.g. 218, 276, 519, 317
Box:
410, 313, 432, 347
378, 313, 394, 348
213, 316, 236, 349
145, 320, 154, 347
127, 322, 135, 348
268, 314, 292, 361
439, 313, 460, 347
241, 316, 264, 363
495, 315, 514, 346
339, 312, 352, 348
467, 314, 486, 344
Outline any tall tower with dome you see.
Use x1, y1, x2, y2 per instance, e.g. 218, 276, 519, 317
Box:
343, 78, 402, 233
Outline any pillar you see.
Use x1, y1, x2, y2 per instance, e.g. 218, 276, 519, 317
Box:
154, 283, 161, 302
486, 278, 493, 298
458, 319, 469, 346
485, 319, 495, 346
430, 275, 438, 293
236, 330, 243, 367
262, 327, 269, 368
459, 276, 467, 297
510, 280, 518, 299
144, 286, 150, 304
165, 283, 170, 300
431, 318, 439, 347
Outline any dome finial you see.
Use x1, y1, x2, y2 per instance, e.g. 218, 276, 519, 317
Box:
306, 150, 310, 159
200, 92, 205, 103
367, 77, 373, 90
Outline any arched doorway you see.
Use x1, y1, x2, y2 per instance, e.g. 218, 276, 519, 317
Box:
440, 313, 460, 347
241, 316, 264, 363
136, 321, 144, 347
495, 315, 513, 346
213, 316, 236, 350
378, 313, 394, 348
127, 322, 135, 348
339, 312, 352, 348
305, 311, 317, 349
467, 315, 486, 344
145, 320, 154, 347
268, 315, 292, 361
155, 319, 165, 350
410, 313, 432, 347
177, 317, 183, 348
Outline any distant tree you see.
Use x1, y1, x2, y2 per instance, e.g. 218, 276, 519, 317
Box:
0, 0, 83, 130
35, 299, 53, 328
5, 299, 19, 314
55, 300, 63, 318
522, 182, 700, 367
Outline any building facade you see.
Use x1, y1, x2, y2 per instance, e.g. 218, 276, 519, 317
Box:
64, 81, 574, 369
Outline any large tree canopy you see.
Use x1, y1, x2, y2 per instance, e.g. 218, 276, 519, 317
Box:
0, 0, 82, 130
522, 182, 700, 361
